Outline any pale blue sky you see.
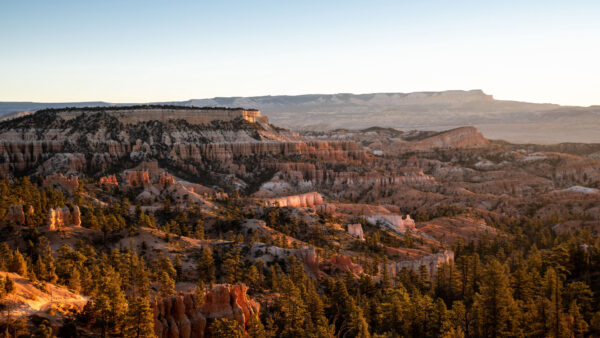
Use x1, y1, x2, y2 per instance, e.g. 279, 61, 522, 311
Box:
1, 0, 599, 105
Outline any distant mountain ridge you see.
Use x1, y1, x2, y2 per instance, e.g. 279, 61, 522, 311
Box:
1, 90, 598, 143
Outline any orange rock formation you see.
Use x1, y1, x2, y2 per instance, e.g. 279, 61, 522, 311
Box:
153, 284, 260, 338
46, 206, 81, 230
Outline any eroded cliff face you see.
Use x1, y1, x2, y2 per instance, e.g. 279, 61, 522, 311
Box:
153, 284, 259, 338
0, 110, 365, 193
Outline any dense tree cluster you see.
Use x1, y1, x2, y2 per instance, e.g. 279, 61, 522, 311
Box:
1, 177, 600, 337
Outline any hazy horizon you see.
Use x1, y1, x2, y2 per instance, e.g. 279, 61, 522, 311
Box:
2, 1, 599, 106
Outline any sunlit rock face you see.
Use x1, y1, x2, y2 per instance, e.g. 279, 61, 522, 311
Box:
366, 214, 415, 234
153, 284, 260, 338
0, 108, 365, 194
347, 223, 364, 240
46, 206, 81, 230
264, 192, 324, 208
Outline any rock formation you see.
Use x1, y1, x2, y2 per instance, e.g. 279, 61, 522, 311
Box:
46, 206, 81, 230
366, 214, 415, 234
6, 204, 33, 225
153, 284, 260, 338
264, 192, 324, 208
99, 174, 118, 185
347, 223, 364, 240
125, 170, 151, 187
317, 203, 336, 214
42, 173, 79, 195
159, 172, 176, 188
386, 250, 454, 280
297, 246, 320, 278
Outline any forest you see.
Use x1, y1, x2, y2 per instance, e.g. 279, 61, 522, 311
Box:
0, 176, 599, 337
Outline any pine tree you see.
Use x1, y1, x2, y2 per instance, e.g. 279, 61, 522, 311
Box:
174, 255, 183, 281
568, 300, 588, 335
473, 259, 513, 338
543, 268, 566, 338
197, 246, 215, 285
158, 271, 175, 299
247, 316, 267, 338
3, 276, 15, 295
123, 295, 155, 338
9, 249, 27, 276
211, 318, 244, 338
68, 269, 81, 292
222, 244, 243, 284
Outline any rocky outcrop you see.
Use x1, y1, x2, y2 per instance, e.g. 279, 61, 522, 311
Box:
386, 250, 454, 280
264, 192, 324, 208
297, 246, 320, 278
317, 203, 336, 214
6, 204, 33, 225
153, 284, 260, 338
46, 206, 81, 230
159, 172, 176, 187
366, 214, 415, 234
347, 223, 364, 240
125, 170, 151, 187
99, 174, 118, 185
42, 174, 79, 194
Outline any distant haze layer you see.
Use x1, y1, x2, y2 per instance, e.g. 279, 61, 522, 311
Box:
1, 90, 598, 144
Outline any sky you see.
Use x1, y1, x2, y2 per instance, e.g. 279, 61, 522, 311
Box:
1, 0, 599, 106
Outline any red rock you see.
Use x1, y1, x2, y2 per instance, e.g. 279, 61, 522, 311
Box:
99, 174, 118, 185
46, 206, 81, 230
154, 284, 259, 338
6, 205, 27, 225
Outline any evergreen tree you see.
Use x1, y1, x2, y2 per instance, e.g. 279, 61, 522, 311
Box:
123, 295, 155, 338
211, 318, 244, 338
9, 249, 27, 276
473, 259, 513, 338
158, 271, 175, 299
197, 246, 215, 284
222, 244, 243, 284
174, 255, 183, 281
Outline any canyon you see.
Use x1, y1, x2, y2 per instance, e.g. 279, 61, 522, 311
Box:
0, 105, 599, 336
